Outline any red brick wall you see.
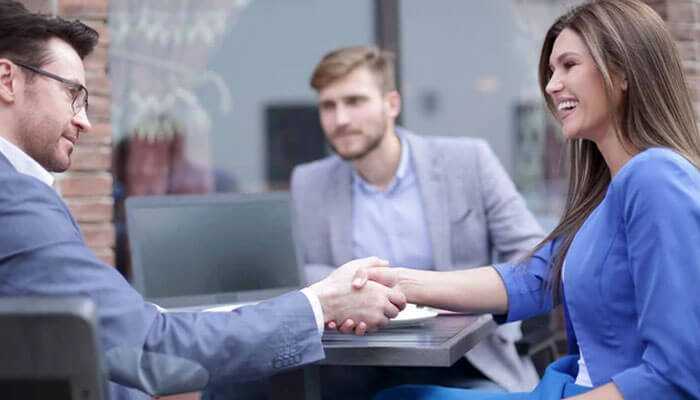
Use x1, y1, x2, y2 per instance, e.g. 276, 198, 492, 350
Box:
22, 0, 114, 266
58, 0, 114, 266
644, 1, 700, 116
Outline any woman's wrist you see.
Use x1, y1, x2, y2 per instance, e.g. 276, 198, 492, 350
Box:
394, 267, 430, 305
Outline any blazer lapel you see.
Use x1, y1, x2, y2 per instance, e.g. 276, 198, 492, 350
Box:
327, 161, 354, 266
406, 132, 453, 269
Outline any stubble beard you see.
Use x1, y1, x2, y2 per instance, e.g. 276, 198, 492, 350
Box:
17, 110, 69, 173
329, 119, 388, 162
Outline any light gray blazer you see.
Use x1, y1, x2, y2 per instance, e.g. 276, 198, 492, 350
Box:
290, 130, 545, 391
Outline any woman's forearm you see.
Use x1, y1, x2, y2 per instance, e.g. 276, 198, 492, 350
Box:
395, 266, 509, 314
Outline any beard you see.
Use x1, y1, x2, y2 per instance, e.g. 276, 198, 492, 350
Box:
17, 109, 70, 173
328, 119, 387, 161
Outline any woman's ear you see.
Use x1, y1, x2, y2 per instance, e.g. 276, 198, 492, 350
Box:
616, 71, 628, 92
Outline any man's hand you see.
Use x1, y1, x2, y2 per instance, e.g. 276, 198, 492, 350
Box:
308, 257, 406, 335
325, 266, 405, 334
351, 266, 400, 290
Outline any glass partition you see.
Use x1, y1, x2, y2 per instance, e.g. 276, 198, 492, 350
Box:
110, 0, 581, 274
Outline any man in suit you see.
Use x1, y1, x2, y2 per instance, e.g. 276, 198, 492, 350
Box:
0, 4, 405, 399
291, 46, 544, 394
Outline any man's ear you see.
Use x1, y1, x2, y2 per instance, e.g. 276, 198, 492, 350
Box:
385, 90, 401, 119
0, 59, 18, 104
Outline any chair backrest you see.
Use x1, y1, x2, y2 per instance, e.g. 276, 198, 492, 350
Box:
0, 296, 107, 400
125, 192, 303, 308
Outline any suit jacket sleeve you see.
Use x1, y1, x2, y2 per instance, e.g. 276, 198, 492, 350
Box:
492, 239, 558, 323
290, 164, 337, 283
474, 140, 544, 262
611, 153, 700, 399
0, 172, 324, 396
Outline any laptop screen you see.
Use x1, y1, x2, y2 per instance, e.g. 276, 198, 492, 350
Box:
125, 192, 302, 308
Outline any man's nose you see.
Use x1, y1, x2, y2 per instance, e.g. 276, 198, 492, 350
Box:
334, 105, 350, 126
72, 108, 93, 134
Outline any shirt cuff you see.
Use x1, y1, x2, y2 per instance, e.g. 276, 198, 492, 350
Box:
300, 287, 324, 334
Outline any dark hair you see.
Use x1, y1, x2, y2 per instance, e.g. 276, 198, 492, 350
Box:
0, 0, 98, 71
310, 46, 396, 93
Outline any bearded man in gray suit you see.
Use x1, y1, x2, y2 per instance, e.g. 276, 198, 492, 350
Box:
291, 46, 544, 395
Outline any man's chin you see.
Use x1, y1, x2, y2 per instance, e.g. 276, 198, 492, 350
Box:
330, 143, 368, 161
337, 150, 368, 161
47, 157, 71, 173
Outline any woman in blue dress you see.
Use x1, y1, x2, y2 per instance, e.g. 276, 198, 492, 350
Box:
344, 0, 700, 398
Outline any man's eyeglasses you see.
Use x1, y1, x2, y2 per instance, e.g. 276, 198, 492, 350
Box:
14, 61, 89, 116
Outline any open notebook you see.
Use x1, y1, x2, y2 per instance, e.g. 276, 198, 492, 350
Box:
125, 192, 303, 312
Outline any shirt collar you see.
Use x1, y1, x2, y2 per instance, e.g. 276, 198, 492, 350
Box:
0, 136, 54, 187
352, 132, 411, 194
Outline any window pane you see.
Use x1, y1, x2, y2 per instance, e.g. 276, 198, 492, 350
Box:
110, 0, 373, 273
400, 0, 582, 231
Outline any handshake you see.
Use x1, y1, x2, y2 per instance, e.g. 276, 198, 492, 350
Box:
307, 257, 406, 335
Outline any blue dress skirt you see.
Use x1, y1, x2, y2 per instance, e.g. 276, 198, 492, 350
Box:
375, 355, 591, 400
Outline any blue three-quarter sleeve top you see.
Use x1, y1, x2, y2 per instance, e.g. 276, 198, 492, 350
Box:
494, 148, 700, 399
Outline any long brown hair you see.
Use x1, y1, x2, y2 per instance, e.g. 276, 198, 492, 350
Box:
535, 0, 700, 302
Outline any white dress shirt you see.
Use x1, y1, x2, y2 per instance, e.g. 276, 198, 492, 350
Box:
352, 132, 434, 269
0, 136, 54, 187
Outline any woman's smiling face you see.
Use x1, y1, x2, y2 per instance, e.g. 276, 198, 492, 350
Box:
545, 28, 625, 142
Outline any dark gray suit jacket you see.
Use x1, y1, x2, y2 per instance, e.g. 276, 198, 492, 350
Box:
0, 152, 324, 400
291, 129, 544, 391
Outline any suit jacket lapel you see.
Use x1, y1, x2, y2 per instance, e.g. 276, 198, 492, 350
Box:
406, 132, 453, 269
328, 161, 354, 266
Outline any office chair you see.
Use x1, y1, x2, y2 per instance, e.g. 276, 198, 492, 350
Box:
0, 296, 107, 400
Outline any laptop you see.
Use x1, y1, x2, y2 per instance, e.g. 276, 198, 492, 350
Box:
125, 192, 303, 311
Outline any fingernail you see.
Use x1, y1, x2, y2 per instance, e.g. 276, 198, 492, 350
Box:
353, 278, 362, 286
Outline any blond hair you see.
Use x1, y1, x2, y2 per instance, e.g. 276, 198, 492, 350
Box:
310, 46, 396, 93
